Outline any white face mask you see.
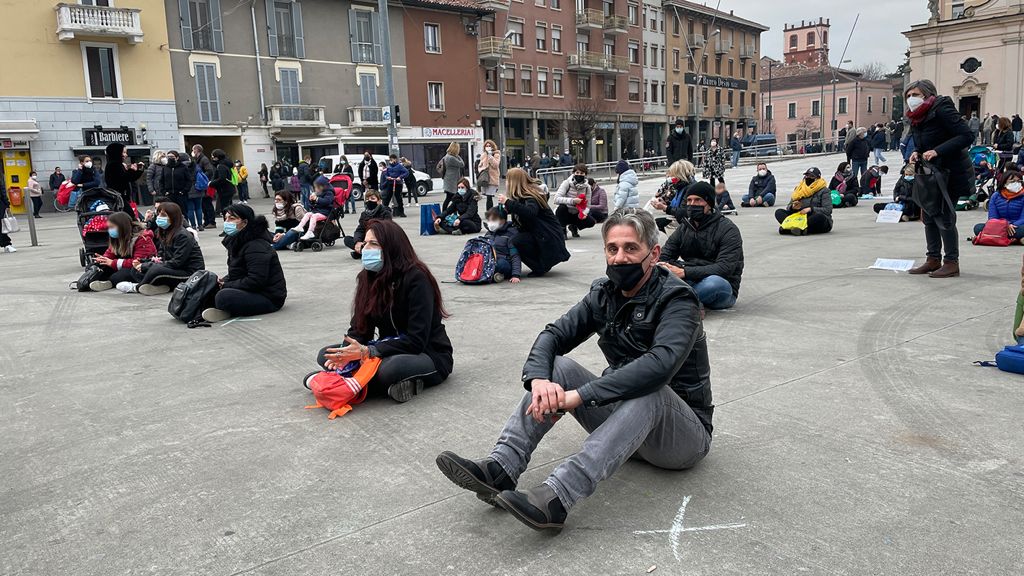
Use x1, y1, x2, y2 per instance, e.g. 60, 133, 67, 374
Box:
160, 157, 168, 165
84, 162, 93, 168
757, 169, 767, 177
275, 202, 285, 210
1008, 182, 1023, 193
485, 147, 493, 153
907, 96, 925, 112
486, 220, 502, 232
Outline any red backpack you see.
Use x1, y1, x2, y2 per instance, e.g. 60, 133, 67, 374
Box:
304, 356, 382, 419
459, 253, 485, 283
973, 219, 1013, 247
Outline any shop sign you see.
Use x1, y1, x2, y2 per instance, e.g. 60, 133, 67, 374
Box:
684, 73, 748, 90
82, 128, 137, 147
1, 139, 12, 149
421, 127, 483, 139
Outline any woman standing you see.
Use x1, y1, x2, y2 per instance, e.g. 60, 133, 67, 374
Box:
258, 163, 270, 198
440, 142, 466, 212
702, 139, 727, 184
477, 139, 501, 211
26, 171, 43, 218
0, 181, 15, 253
103, 142, 143, 218
209, 149, 237, 223
145, 150, 166, 201
270, 161, 286, 193
497, 168, 570, 277
904, 79, 975, 278
88, 212, 157, 292
159, 150, 193, 217
317, 219, 453, 403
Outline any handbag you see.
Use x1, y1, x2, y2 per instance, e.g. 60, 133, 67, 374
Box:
911, 161, 955, 219
70, 264, 104, 292
419, 203, 441, 236
477, 168, 491, 188
2, 209, 19, 234
781, 212, 808, 231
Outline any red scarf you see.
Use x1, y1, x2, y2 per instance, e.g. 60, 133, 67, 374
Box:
905, 96, 937, 126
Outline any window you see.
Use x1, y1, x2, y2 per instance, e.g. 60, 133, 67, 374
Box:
628, 41, 639, 64
551, 0, 560, 9
577, 33, 589, 54
194, 62, 220, 123
727, 90, 733, 106
82, 44, 120, 99
672, 48, 679, 71
427, 82, 445, 111
650, 81, 658, 103
702, 87, 708, 108
359, 73, 380, 119
604, 77, 616, 100
952, 1, 965, 18
740, 92, 745, 107
789, 34, 797, 49
269, 0, 305, 58
715, 89, 720, 106
643, 81, 648, 103
661, 83, 666, 104
520, 67, 532, 94
882, 96, 888, 113
350, 9, 381, 64
551, 26, 562, 52
552, 70, 563, 96
81, 0, 111, 5
765, 104, 773, 120
867, 96, 873, 113
811, 100, 820, 117
508, 20, 524, 47
751, 63, 756, 80
806, 32, 815, 46
604, 39, 615, 57
578, 75, 591, 98
649, 12, 656, 30
728, 59, 733, 76
536, 24, 547, 51
715, 57, 721, 74
424, 23, 441, 53
536, 0, 545, 6
838, 97, 848, 114
672, 14, 679, 35
485, 68, 497, 92
279, 67, 301, 119
504, 64, 517, 93
628, 79, 640, 102
650, 45, 658, 68
628, 3, 638, 25
787, 102, 797, 119
673, 84, 680, 105
603, 0, 614, 16
823, 30, 828, 45
538, 69, 548, 95
187, 0, 213, 51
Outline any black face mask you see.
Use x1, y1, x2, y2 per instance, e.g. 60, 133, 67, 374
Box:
804, 177, 816, 186
686, 205, 708, 223
606, 251, 652, 292
573, 175, 585, 184
365, 201, 378, 210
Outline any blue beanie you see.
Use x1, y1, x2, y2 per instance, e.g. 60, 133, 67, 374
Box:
313, 175, 331, 188
615, 159, 630, 174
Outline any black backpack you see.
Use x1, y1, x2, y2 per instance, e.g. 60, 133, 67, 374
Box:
168, 270, 219, 322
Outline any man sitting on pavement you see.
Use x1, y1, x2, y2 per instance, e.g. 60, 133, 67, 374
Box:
657, 182, 743, 310
435, 209, 713, 532
742, 162, 777, 207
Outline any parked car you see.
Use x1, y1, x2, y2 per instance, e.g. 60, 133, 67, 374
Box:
741, 134, 781, 157
317, 154, 434, 200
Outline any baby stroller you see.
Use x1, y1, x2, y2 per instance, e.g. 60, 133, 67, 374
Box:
971, 145, 998, 200
75, 187, 123, 268
330, 174, 352, 215
292, 188, 345, 253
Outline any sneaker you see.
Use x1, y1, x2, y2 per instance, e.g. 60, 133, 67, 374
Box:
493, 272, 506, 283
435, 451, 516, 508
137, 284, 171, 296
300, 231, 316, 241
495, 484, 567, 532
201, 308, 231, 323
89, 280, 113, 292
387, 378, 424, 403
116, 282, 138, 293
789, 227, 806, 236
4, 245, 16, 253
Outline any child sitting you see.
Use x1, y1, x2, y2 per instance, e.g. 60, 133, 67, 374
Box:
292, 175, 335, 241
715, 181, 736, 213
483, 207, 521, 284
873, 164, 920, 221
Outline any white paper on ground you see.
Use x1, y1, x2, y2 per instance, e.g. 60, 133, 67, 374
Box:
869, 258, 916, 272
876, 209, 903, 223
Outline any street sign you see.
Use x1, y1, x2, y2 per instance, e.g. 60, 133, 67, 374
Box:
382, 107, 392, 121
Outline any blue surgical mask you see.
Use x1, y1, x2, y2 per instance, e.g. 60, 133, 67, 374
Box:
361, 248, 383, 272
155, 216, 170, 229
903, 175, 915, 182
108, 227, 120, 239
222, 221, 239, 236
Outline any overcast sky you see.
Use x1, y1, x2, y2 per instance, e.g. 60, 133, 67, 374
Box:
710, 0, 931, 71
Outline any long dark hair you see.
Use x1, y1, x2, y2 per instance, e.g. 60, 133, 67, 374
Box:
156, 202, 184, 245
351, 219, 449, 334
107, 211, 141, 257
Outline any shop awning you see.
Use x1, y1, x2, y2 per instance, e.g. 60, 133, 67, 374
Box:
0, 120, 40, 142
71, 146, 152, 156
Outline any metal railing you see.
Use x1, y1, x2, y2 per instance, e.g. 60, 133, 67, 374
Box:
739, 43, 756, 59
576, 9, 605, 28
567, 51, 629, 73
478, 36, 512, 60
686, 33, 705, 49
714, 38, 733, 54
267, 105, 326, 128
604, 14, 628, 32
347, 106, 386, 127
55, 3, 143, 43
715, 105, 733, 117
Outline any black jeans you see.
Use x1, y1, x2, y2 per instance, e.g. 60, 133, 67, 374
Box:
922, 206, 959, 262
99, 266, 142, 284
775, 209, 833, 235
555, 205, 596, 232
31, 196, 42, 217
511, 232, 550, 275
382, 181, 404, 213
0, 232, 10, 247
438, 219, 482, 234
316, 346, 445, 396
202, 196, 216, 226
261, 180, 269, 197
140, 263, 192, 287
216, 190, 234, 218
442, 192, 454, 212
214, 288, 280, 317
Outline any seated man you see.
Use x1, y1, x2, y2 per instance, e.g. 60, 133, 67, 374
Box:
741, 162, 776, 207
658, 182, 743, 310
436, 209, 712, 531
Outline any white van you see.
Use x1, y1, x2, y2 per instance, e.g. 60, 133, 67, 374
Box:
316, 154, 434, 200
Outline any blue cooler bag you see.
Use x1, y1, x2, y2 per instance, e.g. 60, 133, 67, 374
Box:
976, 345, 1024, 374
420, 203, 441, 236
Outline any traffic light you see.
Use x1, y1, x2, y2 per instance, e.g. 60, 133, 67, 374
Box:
394, 105, 401, 125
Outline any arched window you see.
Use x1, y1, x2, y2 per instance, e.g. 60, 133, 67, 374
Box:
822, 30, 828, 45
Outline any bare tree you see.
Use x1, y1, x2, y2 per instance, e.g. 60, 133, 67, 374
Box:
852, 61, 890, 81
567, 98, 607, 162
795, 116, 817, 140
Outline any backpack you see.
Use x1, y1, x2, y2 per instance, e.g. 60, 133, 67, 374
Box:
831, 189, 843, 207
455, 236, 498, 284
168, 270, 220, 322
194, 166, 210, 192
976, 345, 1024, 374
70, 264, 104, 291
304, 356, 383, 419
436, 158, 446, 177
476, 168, 491, 188
973, 218, 1012, 246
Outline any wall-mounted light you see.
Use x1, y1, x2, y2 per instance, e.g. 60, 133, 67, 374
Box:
93, 124, 103, 130
120, 125, 129, 131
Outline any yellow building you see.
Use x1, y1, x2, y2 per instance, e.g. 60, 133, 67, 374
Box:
0, 0, 179, 213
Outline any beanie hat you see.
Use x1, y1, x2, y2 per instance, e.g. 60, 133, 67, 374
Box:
313, 175, 332, 189
686, 181, 716, 206
674, 118, 685, 126
615, 159, 630, 174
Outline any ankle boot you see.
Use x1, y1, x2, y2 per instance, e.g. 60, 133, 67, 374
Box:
929, 260, 960, 278
908, 257, 941, 275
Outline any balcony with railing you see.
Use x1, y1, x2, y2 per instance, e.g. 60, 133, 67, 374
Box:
267, 105, 326, 130
740, 106, 756, 118
739, 43, 756, 60
604, 14, 628, 34
477, 0, 510, 11
478, 36, 512, 63
576, 9, 604, 30
55, 3, 143, 44
716, 105, 733, 117
347, 106, 388, 131
567, 51, 629, 74
715, 38, 733, 54
686, 34, 705, 50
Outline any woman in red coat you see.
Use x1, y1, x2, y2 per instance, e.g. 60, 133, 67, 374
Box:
88, 211, 157, 292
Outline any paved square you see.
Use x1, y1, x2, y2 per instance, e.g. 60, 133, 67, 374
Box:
3, 153, 1023, 575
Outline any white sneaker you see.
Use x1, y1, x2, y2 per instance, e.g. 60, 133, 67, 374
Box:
116, 282, 138, 293
138, 284, 171, 296
201, 308, 232, 323
89, 280, 113, 292
4, 245, 16, 253
291, 226, 304, 233
300, 231, 316, 241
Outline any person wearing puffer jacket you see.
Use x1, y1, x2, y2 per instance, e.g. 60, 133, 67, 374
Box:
587, 178, 609, 223
974, 170, 1024, 244
552, 163, 594, 238
742, 163, 777, 207
612, 159, 639, 211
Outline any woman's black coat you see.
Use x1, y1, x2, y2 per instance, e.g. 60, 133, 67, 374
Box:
504, 196, 570, 270
910, 96, 976, 200
222, 223, 287, 308
442, 191, 481, 226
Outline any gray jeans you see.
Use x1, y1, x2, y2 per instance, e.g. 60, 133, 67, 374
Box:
490, 356, 711, 510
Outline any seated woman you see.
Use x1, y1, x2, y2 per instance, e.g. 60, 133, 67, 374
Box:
552, 163, 594, 238
828, 162, 860, 208
588, 178, 609, 223
650, 160, 696, 232
88, 211, 157, 292
776, 167, 833, 236
291, 175, 335, 241
201, 203, 287, 322
270, 190, 307, 250
133, 202, 206, 295
344, 189, 393, 259
497, 167, 570, 277
316, 219, 453, 403
873, 164, 920, 221
974, 170, 1024, 244
434, 178, 481, 235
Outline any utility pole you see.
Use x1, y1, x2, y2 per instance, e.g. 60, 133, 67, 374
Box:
378, 0, 399, 155
497, 30, 513, 177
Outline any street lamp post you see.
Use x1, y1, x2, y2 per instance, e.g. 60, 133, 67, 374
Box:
496, 29, 513, 178
693, 29, 720, 149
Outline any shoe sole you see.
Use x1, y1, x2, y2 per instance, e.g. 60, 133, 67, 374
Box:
202, 308, 232, 323
387, 379, 424, 403
435, 452, 503, 509
495, 493, 564, 532
89, 280, 113, 292
138, 284, 171, 296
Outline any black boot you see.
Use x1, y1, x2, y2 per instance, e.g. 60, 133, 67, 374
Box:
436, 451, 516, 507
496, 484, 567, 531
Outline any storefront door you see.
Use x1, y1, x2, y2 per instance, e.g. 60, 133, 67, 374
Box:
2, 149, 33, 215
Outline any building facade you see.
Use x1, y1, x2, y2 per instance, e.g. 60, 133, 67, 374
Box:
641, 0, 668, 155
782, 18, 829, 67
0, 0, 178, 213
904, 0, 1024, 119
664, 0, 767, 147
